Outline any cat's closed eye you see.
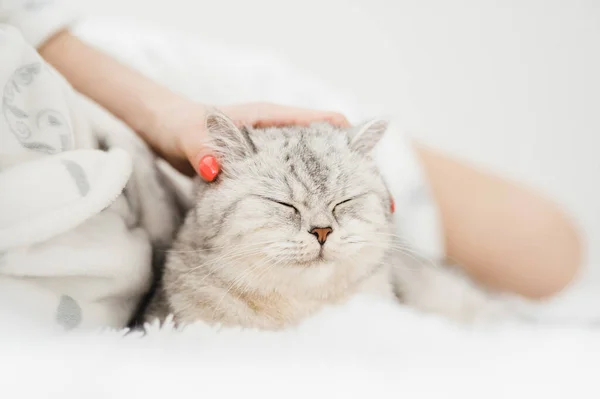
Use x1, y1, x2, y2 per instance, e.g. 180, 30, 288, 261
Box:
332, 193, 369, 211
263, 197, 299, 213
333, 198, 355, 210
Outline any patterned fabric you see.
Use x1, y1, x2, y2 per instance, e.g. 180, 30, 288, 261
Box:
0, 23, 181, 331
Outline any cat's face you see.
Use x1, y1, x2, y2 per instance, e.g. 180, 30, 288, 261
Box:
185, 112, 394, 295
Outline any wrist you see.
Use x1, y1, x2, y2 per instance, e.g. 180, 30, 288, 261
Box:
38, 29, 71, 58
39, 30, 191, 155
132, 87, 183, 139
143, 93, 209, 160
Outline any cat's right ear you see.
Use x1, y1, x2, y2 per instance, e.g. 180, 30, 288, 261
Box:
204, 109, 256, 162
348, 118, 389, 154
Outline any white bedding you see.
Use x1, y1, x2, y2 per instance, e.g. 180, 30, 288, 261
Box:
2, 18, 598, 399
1, 295, 599, 399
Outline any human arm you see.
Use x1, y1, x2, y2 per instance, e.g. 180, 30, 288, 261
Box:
416, 144, 582, 299
38, 30, 349, 176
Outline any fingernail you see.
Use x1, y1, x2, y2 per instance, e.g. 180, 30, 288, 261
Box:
198, 155, 220, 182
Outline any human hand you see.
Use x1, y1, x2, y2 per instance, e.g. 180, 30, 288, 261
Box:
148, 99, 350, 180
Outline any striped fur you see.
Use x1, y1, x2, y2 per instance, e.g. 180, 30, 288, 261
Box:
145, 114, 396, 330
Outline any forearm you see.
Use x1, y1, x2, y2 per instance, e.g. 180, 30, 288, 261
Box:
38, 30, 189, 167
415, 144, 582, 299
36, 30, 351, 180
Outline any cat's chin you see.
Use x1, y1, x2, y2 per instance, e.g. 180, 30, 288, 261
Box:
291, 249, 342, 268
293, 257, 328, 268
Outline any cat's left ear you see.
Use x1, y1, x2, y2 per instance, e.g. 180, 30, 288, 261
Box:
348, 118, 389, 154
204, 108, 256, 162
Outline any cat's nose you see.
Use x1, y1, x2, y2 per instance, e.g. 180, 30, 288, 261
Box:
310, 227, 333, 245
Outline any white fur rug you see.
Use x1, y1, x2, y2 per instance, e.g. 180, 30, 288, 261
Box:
1, 295, 599, 399
3, 18, 598, 399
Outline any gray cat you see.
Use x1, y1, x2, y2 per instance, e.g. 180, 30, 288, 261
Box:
143, 110, 401, 329
144, 111, 513, 330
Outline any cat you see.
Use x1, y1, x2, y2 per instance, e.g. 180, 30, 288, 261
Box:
143, 110, 516, 330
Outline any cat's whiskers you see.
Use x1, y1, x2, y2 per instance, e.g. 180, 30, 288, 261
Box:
208, 264, 261, 321
235, 257, 292, 320
369, 231, 421, 244
185, 239, 276, 268
209, 256, 283, 321
345, 253, 388, 295
263, 241, 319, 264
167, 239, 279, 255
182, 256, 271, 296
171, 244, 274, 286
180, 252, 262, 289
339, 230, 439, 271
368, 232, 439, 257
362, 241, 440, 271
179, 241, 276, 282
237, 256, 287, 299
181, 249, 259, 280
179, 241, 302, 302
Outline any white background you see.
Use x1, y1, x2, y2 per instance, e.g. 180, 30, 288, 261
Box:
65, 0, 600, 306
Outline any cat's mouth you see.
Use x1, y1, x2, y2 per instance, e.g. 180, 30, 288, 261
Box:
293, 248, 331, 267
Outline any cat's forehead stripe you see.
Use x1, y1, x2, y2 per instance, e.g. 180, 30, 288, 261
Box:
247, 125, 362, 203
297, 133, 330, 188
288, 164, 311, 199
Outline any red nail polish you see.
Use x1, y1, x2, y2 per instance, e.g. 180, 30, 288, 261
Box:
198, 155, 220, 182
390, 198, 395, 213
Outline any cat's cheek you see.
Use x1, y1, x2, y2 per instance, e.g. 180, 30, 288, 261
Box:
363, 195, 389, 219
338, 212, 379, 234
321, 238, 346, 261
279, 209, 301, 229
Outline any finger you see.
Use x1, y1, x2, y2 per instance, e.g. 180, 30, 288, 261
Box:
322, 112, 350, 127
180, 130, 221, 182
294, 109, 349, 127
197, 155, 220, 182
255, 108, 351, 128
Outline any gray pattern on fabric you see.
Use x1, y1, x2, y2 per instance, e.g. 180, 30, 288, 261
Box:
55, 294, 82, 330
2, 63, 72, 154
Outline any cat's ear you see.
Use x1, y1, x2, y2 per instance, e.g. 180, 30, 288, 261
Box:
348, 118, 389, 154
204, 109, 256, 161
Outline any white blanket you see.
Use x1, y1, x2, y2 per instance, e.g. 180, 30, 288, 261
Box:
0, 23, 182, 331
3, 18, 599, 399
1, 295, 599, 399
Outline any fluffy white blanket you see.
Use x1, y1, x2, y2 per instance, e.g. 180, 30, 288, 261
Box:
4, 18, 598, 399
1, 295, 599, 399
